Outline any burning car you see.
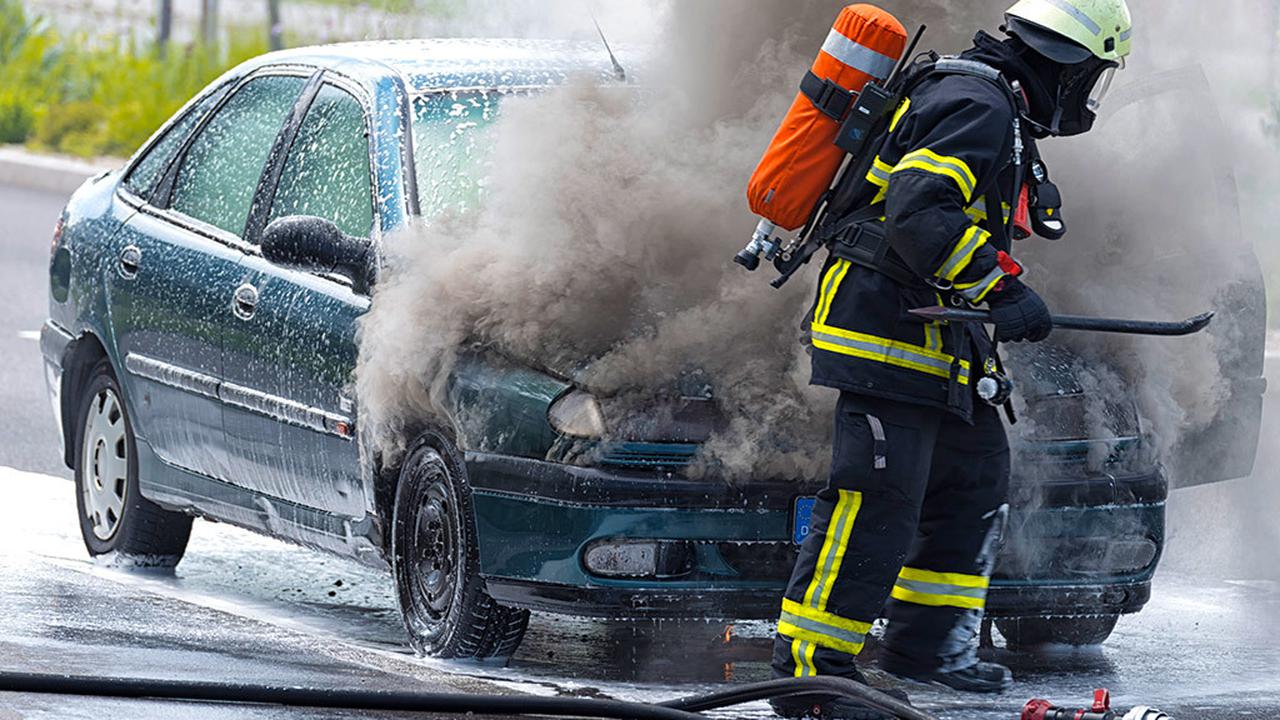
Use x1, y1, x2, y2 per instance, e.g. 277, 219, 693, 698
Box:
41, 40, 1264, 660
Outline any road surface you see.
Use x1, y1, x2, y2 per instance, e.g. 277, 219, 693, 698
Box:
1, 179, 1277, 718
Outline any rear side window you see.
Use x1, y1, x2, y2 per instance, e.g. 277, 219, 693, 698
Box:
268, 83, 374, 238
170, 74, 306, 237
124, 83, 230, 201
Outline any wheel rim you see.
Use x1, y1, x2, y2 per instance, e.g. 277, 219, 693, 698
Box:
413, 480, 458, 621
81, 387, 128, 541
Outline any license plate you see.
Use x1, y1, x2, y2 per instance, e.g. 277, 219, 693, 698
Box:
792, 496, 817, 545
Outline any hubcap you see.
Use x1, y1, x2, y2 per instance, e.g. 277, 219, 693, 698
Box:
413, 481, 457, 620
81, 388, 129, 541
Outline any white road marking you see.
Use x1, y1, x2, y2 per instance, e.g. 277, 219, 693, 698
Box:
18, 330, 40, 341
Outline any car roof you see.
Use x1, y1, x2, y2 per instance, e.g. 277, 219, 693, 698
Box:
241, 38, 626, 94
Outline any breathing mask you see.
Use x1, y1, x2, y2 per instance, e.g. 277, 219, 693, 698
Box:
1032, 56, 1121, 137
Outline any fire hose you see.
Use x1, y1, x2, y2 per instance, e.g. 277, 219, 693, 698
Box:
0, 670, 1172, 720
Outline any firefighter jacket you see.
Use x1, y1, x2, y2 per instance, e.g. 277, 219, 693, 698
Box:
809, 51, 1042, 422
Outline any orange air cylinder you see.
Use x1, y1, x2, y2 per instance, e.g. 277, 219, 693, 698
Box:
747, 5, 907, 232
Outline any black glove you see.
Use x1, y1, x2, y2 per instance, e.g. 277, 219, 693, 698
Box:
987, 279, 1052, 343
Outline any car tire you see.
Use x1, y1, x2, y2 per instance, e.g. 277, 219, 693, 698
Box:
391, 435, 529, 661
996, 615, 1119, 650
73, 358, 192, 567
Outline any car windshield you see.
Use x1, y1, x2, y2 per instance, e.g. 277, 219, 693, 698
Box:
410, 90, 515, 220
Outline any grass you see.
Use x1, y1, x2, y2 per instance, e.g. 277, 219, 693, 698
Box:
0, 0, 269, 158
301, 0, 465, 16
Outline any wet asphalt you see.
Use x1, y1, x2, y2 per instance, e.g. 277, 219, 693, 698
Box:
1, 179, 1278, 718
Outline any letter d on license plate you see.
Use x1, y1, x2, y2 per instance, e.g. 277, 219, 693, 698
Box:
792, 496, 817, 545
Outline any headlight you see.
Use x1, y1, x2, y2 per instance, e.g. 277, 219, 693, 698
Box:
547, 389, 606, 438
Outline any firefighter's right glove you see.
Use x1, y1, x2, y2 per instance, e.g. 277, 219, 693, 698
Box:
987, 279, 1053, 343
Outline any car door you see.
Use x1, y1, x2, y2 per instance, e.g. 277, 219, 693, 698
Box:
220, 79, 373, 516
109, 72, 307, 481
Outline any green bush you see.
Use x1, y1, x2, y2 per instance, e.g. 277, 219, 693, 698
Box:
0, 91, 34, 142
0, 0, 268, 157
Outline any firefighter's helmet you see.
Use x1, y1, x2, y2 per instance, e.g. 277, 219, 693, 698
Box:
1005, 0, 1132, 64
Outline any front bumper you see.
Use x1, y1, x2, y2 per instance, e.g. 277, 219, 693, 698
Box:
466, 453, 1166, 620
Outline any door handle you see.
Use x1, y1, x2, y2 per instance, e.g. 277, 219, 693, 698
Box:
232, 283, 259, 320
117, 245, 141, 279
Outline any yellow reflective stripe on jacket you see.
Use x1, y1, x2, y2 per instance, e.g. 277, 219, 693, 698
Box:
893, 148, 978, 202
889, 98, 912, 133
965, 198, 1011, 224
865, 156, 893, 190
954, 265, 1006, 303
923, 292, 944, 352
802, 489, 863, 610
936, 225, 990, 283
814, 260, 851, 327
778, 598, 873, 656
891, 566, 990, 610
924, 321, 942, 352
812, 322, 971, 384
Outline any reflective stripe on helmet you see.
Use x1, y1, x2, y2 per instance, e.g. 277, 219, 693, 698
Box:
1042, 0, 1102, 35
819, 28, 899, 79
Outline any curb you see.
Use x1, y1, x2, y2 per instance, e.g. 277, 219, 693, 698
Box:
0, 146, 120, 196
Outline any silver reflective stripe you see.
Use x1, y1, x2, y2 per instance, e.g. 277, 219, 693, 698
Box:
780, 610, 868, 647
1119, 27, 1132, 41
933, 57, 1002, 82
867, 162, 891, 185
895, 578, 988, 600
808, 494, 856, 607
811, 331, 955, 375
967, 198, 1010, 221
1043, 0, 1102, 35
896, 152, 976, 199
937, 228, 986, 281
866, 415, 887, 470
957, 266, 1006, 302
796, 641, 812, 676
821, 28, 898, 79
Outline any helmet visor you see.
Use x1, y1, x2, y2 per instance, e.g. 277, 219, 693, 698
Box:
1086, 59, 1123, 113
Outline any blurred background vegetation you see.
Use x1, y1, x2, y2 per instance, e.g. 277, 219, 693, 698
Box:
0, 0, 463, 157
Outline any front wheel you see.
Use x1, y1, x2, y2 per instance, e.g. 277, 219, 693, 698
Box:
996, 615, 1119, 650
391, 436, 529, 661
73, 358, 192, 567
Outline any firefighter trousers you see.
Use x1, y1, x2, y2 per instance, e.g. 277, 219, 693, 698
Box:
771, 390, 1010, 679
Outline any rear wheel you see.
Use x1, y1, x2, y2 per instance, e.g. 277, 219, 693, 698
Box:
73, 359, 192, 567
996, 615, 1119, 650
391, 435, 529, 661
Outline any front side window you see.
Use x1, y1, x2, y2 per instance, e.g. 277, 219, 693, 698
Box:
124, 82, 231, 201
410, 91, 508, 221
269, 83, 374, 239
170, 74, 306, 237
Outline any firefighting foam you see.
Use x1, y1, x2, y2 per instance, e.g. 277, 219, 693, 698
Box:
356, 0, 1271, 490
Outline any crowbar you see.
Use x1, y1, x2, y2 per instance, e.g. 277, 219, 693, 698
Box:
907, 306, 1215, 337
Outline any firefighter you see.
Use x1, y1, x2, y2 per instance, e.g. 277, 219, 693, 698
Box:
771, 0, 1132, 717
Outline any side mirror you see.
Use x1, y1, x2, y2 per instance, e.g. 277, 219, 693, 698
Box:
261, 215, 375, 294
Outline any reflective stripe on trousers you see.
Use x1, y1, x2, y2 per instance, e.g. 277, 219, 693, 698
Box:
891, 566, 990, 610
